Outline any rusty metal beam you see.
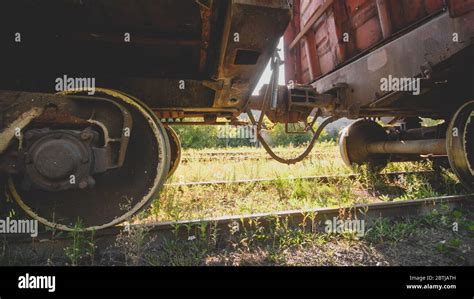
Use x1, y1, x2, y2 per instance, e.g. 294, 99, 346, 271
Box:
197, 0, 213, 73
68, 32, 202, 47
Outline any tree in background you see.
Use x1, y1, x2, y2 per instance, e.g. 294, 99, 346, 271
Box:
172, 125, 219, 149
172, 123, 337, 149
172, 125, 253, 149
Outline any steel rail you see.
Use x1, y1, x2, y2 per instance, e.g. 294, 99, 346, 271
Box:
3, 191, 470, 257
166, 170, 435, 187
180, 151, 339, 162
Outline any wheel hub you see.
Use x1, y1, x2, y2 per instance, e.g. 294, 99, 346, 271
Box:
34, 140, 80, 179
339, 119, 390, 169
21, 128, 98, 192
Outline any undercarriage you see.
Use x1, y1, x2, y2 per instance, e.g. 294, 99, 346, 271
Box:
0, 0, 473, 230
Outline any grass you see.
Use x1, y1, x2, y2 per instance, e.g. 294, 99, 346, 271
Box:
114, 224, 155, 266
63, 219, 96, 266
142, 144, 460, 223
364, 217, 419, 243
102, 145, 467, 265
148, 179, 365, 222
364, 206, 474, 264
172, 142, 437, 183
180, 142, 337, 155
172, 142, 349, 183
141, 206, 473, 266
1, 144, 469, 266
2, 195, 471, 266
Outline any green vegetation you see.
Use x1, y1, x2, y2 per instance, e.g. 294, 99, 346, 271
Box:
172, 125, 225, 149
365, 207, 472, 262
365, 218, 419, 243
115, 224, 154, 266
1, 144, 469, 266
143, 206, 473, 266
146, 145, 458, 223
63, 219, 96, 266
171, 122, 337, 149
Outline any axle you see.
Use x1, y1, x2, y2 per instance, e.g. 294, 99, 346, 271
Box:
366, 139, 446, 156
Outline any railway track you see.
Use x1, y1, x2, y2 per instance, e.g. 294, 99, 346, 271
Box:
180, 150, 339, 163
166, 170, 436, 187
3, 192, 472, 257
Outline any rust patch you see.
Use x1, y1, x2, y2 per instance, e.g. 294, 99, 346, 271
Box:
33, 107, 89, 126
197, 0, 213, 74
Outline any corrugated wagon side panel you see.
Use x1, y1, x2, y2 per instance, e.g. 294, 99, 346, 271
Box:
284, 0, 449, 85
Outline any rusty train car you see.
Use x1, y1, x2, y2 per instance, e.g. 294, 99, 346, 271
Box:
0, 0, 472, 231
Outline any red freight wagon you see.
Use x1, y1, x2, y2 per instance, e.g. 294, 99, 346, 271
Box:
261, 0, 473, 198
284, 0, 467, 83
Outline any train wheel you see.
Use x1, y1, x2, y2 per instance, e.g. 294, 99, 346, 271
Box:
164, 126, 181, 178
0, 174, 15, 218
109, 91, 181, 179
339, 119, 390, 171
447, 101, 474, 191
7, 89, 171, 231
